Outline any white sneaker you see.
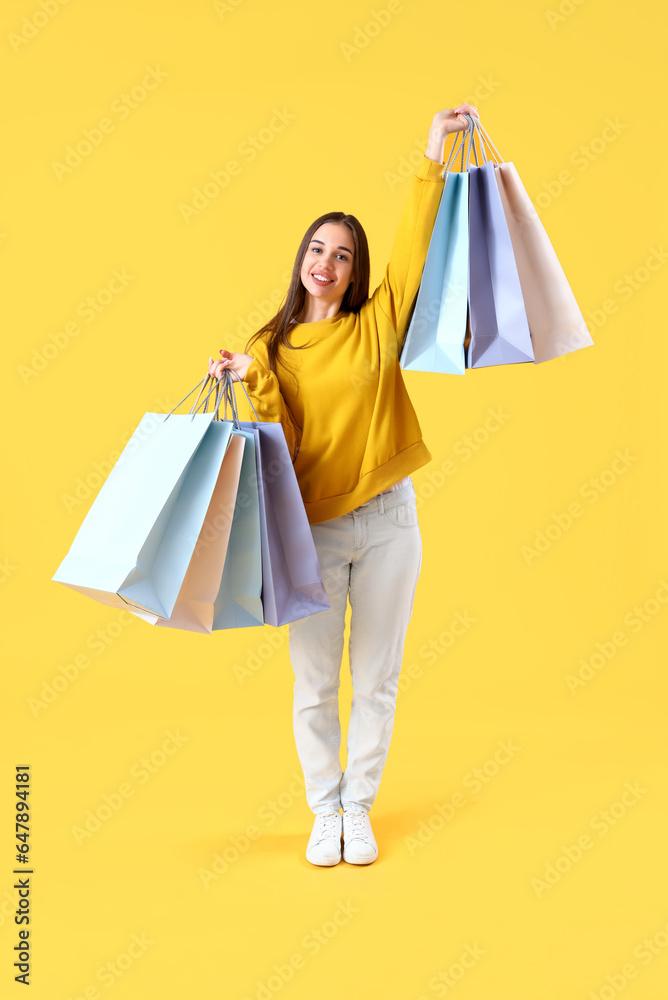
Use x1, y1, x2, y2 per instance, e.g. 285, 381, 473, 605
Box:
342, 809, 378, 864
305, 811, 342, 866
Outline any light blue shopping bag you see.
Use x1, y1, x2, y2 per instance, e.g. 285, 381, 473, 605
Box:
52, 386, 233, 619
211, 425, 264, 630
129, 417, 264, 634
400, 164, 469, 376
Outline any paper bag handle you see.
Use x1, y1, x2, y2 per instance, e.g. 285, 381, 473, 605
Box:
161, 370, 259, 424
441, 114, 505, 179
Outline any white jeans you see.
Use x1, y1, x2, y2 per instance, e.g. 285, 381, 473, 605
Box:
288, 477, 422, 815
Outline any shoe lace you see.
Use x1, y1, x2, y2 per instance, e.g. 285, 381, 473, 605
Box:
345, 810, 369, 840
314, 812, 339, 842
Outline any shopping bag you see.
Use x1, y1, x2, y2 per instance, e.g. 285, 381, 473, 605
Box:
130, 427, 247, 633
52, 403, 234, 619
133, 418, 265, 633
494, 160, 594, 363
246, 421, 331, 626
222, 373, 331, 627
401, 114, 593, 374
467, 158, 535, 368
122, 377, 264, 632
400, 169, 469, 375
211, 425, 264, 630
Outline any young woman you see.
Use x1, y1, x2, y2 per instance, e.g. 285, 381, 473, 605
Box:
208, 103, 479, 866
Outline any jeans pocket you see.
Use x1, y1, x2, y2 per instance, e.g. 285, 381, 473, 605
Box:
384, 498, 419, 528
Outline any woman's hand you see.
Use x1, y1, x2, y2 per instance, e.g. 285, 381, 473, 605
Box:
425, 103, 480, 163
208, 349, 255, 382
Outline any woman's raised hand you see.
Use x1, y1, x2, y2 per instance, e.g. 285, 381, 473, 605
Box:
425, 103, 481, 163
439, 103, 480, 134
208, 349, 255, 382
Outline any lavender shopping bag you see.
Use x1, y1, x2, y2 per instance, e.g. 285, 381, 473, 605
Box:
238, 420, 330, 626
221, 371, 330, 627
468, 158, 535, 369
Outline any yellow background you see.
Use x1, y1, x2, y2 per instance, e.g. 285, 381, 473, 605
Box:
1, 0, 667, 996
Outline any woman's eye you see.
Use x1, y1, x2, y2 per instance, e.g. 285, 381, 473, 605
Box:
309, 247, 348, 262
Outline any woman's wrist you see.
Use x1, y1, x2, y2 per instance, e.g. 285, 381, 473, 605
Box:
425, 131, 449, 164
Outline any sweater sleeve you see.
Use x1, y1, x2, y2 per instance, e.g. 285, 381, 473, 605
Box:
242, 336, 302, 463
369, 154, 446, 353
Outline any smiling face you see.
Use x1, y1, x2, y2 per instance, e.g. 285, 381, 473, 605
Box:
299, 222, 354, 306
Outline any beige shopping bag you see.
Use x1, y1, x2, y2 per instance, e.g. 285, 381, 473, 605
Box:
494, 160, 594, 364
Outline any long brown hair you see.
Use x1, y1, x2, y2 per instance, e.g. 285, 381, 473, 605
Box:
244, 212, 371, 380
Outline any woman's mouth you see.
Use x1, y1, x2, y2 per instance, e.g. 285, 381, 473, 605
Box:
311, 273, 334, 286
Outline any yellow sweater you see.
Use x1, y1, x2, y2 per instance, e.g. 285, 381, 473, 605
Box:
243, 154, 446, 524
